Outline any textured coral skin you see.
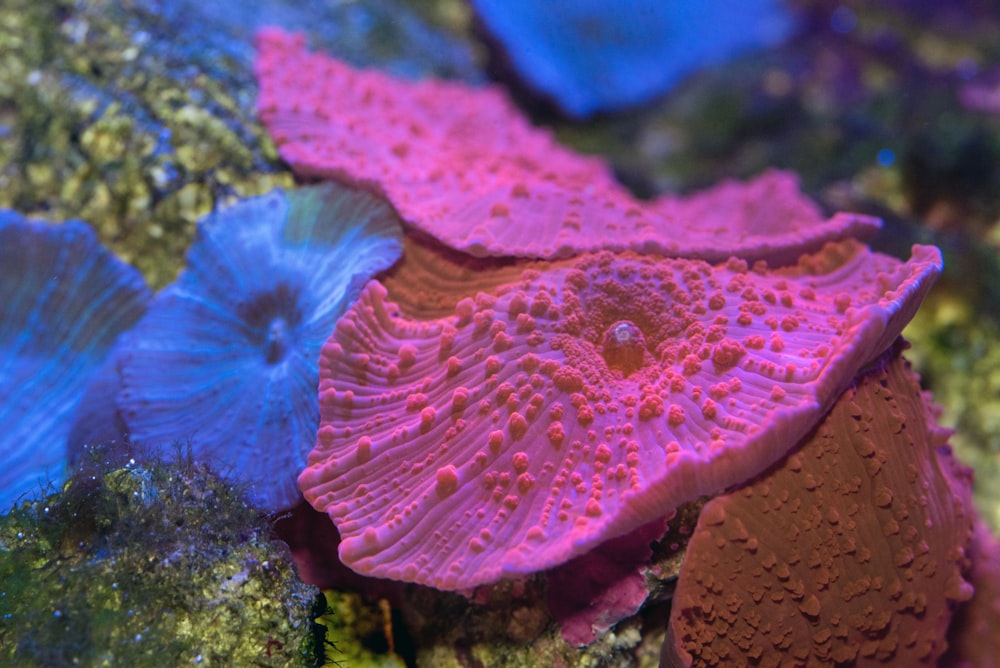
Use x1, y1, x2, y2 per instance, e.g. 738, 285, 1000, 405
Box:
0, 211, 150, 511
298, 241, 941, 589
254, 29, 878, 264
380, 235, 540, 320
663, 346, 975, 667
115, 184, 403, 511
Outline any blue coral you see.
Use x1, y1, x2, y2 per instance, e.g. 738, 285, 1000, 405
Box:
472, 0, 793, 117
114, 183, 403, 511
0, 211, 150, 512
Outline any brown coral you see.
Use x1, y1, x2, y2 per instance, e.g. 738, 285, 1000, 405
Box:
664, 343, 976, 666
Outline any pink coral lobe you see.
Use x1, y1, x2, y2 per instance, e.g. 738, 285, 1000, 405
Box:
254, 28, 879, 263
298, 240, 941, 589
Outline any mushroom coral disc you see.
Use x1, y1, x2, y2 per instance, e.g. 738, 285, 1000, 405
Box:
0, 211, 150, 512
116, 184, 404, 512
254, 29, 878, 264
298, 240, 942, 589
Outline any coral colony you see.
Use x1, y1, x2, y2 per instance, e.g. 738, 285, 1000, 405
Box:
301, 243, 939, 589
252, 29, 990, 663
0, 21, 992, 668
0, 212, 149, 511
665, 343, 976, 664
254, 29, 877, 266
109, 184, 403, 511
255, 25, 939, 576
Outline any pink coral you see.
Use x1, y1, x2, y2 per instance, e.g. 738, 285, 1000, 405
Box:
663, 345, 975, 666
298, 240, 941, 590
254, 29, 877, 263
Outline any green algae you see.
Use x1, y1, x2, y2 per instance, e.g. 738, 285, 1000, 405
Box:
397, 578, 665, 668
0, 0, 479, 290
314, 590, 405, 668
0, 0, 292, 289
0, 444, 322, 667
904, 292, 1000, 532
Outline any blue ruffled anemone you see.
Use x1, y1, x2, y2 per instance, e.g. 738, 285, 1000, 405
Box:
0, 211, 150, 512
115, 183, 404, 511
472, 0, 793, 117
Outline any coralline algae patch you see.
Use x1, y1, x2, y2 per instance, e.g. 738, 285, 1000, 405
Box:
299, 240, 942, 590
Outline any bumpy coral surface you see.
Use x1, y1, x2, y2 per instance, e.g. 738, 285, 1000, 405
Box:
254, 29, 878, 264
299, 240, 941, 589
114, 183, 403, 511
664, 346, 976, 667
0, 211, 150, 512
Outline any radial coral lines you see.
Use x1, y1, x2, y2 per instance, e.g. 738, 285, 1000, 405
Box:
298, 241, 941, 589
254, 29, 879, 263
115, 184, 403, 512
0, 212, 149, 512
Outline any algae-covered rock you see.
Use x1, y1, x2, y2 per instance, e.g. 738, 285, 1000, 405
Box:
904, 290, 1000, 531
0, 444, 322, 666
314, 590, 405, 668
0, 0, 479, 288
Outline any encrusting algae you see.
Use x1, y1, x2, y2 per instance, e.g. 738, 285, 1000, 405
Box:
0, 442, 323, 667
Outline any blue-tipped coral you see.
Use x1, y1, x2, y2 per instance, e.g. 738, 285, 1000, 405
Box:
0, 211, 150, 512
115, 183, 404, 512
472, 0, 793, 117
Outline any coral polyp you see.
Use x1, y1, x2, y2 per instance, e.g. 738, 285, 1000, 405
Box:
114, 183, 404, 511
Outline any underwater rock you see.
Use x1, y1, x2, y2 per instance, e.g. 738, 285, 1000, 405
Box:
0, 447, 321, 666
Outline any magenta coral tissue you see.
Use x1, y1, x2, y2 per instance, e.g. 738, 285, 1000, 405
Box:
298, 240, 941, 590
254, 29, 879, 264
255, 29, 952, 594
